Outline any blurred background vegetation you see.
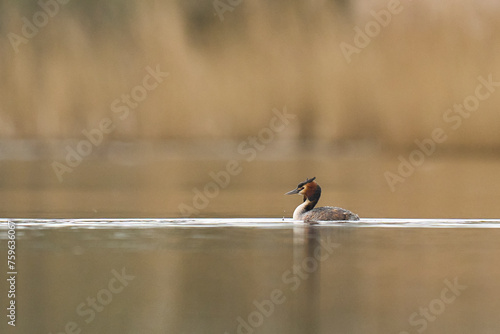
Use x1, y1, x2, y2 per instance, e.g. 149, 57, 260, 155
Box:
1, 0, 499, 218
1, 0, 500, 145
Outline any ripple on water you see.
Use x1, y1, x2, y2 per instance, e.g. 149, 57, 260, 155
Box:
1, 218, 500, 231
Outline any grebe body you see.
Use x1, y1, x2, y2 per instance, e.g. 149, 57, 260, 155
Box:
285, 177, 359, 222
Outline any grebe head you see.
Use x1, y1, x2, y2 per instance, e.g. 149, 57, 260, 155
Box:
285, 177, 320, 200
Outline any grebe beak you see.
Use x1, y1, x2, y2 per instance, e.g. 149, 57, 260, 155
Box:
285, 188, 300, 195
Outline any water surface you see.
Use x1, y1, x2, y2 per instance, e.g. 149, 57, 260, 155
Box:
1, 218, 500, 334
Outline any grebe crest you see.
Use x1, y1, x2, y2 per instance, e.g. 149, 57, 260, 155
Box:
285, 177, 359, 222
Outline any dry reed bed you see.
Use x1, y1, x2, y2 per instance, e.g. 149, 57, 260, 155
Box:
1, 0, 500, 149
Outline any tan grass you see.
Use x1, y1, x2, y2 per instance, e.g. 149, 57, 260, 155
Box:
1, 0, 500, 149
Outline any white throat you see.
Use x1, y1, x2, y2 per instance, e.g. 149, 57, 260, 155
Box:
293, 201, 310, 220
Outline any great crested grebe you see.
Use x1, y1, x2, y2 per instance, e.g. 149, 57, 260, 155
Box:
285, 177, 359, 222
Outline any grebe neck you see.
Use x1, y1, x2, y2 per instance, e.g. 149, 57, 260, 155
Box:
292, 185, 321, 220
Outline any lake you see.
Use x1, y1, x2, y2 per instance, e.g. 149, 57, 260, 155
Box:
1, 218, 500, 334
1, 146, 499, 333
